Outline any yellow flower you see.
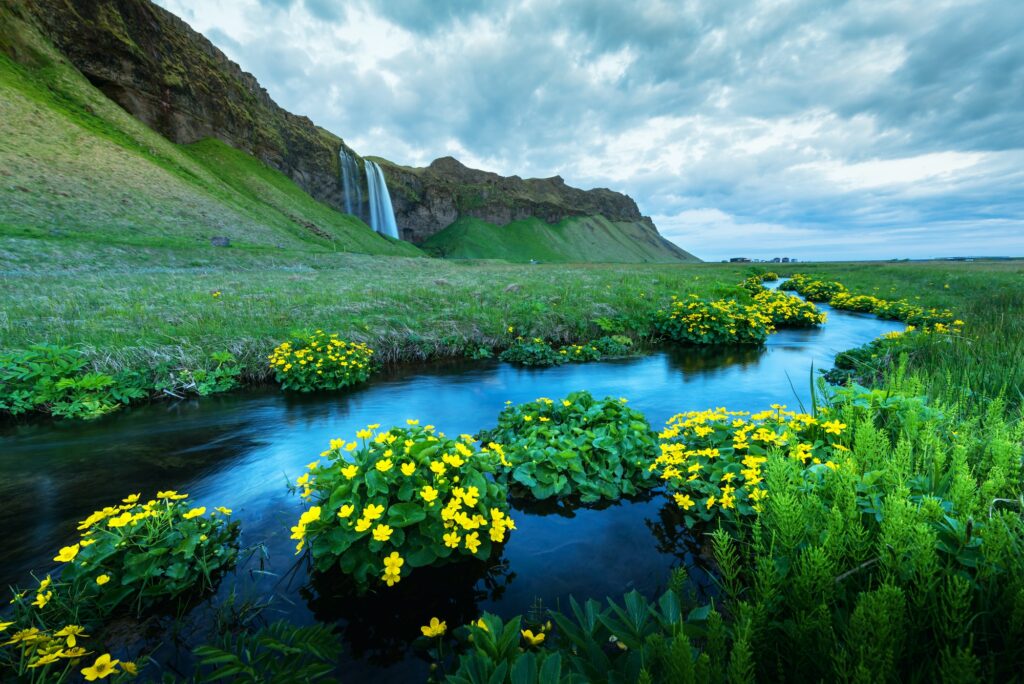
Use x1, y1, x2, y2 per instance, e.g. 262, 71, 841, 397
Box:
157, 490, 188, 500
122, 493, 140, 504
121, 661, 139, 676
421, 617, 447, 638
421, 486, 439, 503
443, 531, 461, 548
464, 531, 481, 554
521, 629, 546, 646
296, 473, 310, 487
107, 512, 134, 528
55, 625, 88, 647
0, 621, 14, 632
821, 420, 847, 435
182, 507, 206, 520
363, 503, 385, 520
461, 486, 480, 507
96, 574, 111, 586
355, 518, 372, 532
215, 507, 232, 516
32, 591, 52, 608
54, 544, 80, 563
39, 575, 52, 591
81, 653, 120, 681
673, 493, 694, 510
338, 504, 355, 518
376, 458, 394, 472
406, 419, 420, 426
475, 617, 489, 632
372, 524, 394, 542
29, 652, 63, 668
342, 464, 359, 479
401, 462, 416, 476
706, 495, 717, 509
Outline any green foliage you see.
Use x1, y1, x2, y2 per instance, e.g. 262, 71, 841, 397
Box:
654, 296, 774, 345
268, 330, 375, 391
186, 620, 342, 683
0, 344, 147, 419
477, 391, 658, 502
20, 491, 240, 623
499, 336, 632, 367
781, 273, 847, 301
653, 404, 848, 527
294, 424, 512, 592
162, 351, 242, 396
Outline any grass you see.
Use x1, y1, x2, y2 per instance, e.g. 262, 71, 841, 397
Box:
423, 215, 697, 263
777, 261, 1024, 412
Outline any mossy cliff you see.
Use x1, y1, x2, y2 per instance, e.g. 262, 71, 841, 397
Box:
3, 0, 696, 262
18, 0, 352, 210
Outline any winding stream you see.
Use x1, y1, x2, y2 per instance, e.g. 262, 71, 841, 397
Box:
0, 289, 903, 680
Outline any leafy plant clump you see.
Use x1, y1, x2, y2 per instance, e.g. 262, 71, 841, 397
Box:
751, 289, 826, 327
292, 423, 513, 592
30, 491, 240, 622
498, 335, 633, 367
0, 344, 147, 419
268, 330, 375, 391
654, 295, 774, 345
477, 391, 659, 502
653, 404, 851, 527
164, 351, 242, 396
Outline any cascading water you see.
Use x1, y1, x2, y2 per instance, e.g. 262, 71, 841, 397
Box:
339, 149, 363, 218
364, 160, 400, 239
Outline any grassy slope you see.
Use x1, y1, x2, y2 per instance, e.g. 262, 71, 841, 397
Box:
423, 216, 698, 263
0, 8, 418, 257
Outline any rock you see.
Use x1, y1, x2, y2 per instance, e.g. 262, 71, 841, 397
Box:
376, 156, 650, 244
504, 283, 521, 293
210, 236, 230, 247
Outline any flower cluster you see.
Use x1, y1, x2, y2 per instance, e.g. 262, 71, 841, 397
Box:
652, 405, 851, 525
292, 422, 513, 591
654, 295, 775, 345
750, 289, 827, 327
268, 330, 375, 391
477, 391, 659, 502
781, 274, 847, 301
498, 336, 632, 367
49, 491, 239, 620
785, 275, 962, 332
0, 621, 138, 681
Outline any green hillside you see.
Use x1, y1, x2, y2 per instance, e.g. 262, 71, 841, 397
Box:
423, 215, 698, 263
0, 5, 418, 256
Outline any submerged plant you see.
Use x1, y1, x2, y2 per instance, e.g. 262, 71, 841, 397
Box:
477, 391, 659, 502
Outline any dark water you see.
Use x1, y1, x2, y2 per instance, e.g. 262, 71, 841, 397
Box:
0, 292, 902, 681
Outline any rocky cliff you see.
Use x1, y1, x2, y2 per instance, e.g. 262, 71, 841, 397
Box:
19, 0, 351, 210
11, 0, 692, 260
375, 156, 656, 244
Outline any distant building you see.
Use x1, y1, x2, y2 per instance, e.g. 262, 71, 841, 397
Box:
781, 257, 790, 263
729, 257, 751, 263
771, 257, 781, 263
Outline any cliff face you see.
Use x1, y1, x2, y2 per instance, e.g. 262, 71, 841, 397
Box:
376, 156, 654, 244
21, 0, 350, 210
14, 0, 690, 259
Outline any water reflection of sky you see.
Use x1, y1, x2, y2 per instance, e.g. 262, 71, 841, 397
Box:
0, 296, 903, 681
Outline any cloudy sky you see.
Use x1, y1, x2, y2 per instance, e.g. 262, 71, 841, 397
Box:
156, 0, 1023, 261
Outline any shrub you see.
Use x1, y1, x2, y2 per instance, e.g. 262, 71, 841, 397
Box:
292, 423, 513, 592
751, 289, 826, 327
654, 296, 774, 345
783, 273, 848, 301
268, 330, 375, 391
173, 351, 242, 396
25, 491, 240, 622
499, 336, 633, 368
0, 344, 147, 419
476, 391, 659, 502
652, 404, 850, 527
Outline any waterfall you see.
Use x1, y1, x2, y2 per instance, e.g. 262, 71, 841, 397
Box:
365, 160, 400, 239
339, 149, 363, 218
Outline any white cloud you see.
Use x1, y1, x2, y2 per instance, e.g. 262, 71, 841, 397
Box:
152, 0, 1024, 259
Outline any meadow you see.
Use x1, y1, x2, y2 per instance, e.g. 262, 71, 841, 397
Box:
1, 247, 1023, 682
